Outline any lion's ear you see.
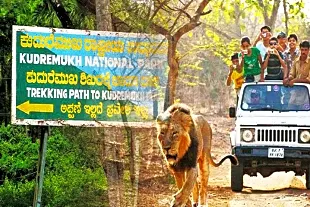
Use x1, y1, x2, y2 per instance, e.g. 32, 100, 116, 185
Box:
168, 103, 191, 115
156, 112, 171, 123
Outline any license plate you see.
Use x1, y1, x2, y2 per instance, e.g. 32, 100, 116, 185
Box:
268, 148, 284, 158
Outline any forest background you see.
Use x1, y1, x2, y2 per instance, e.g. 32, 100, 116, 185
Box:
0, 0, 309, 206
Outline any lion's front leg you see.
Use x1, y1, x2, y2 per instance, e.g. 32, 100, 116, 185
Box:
171, 168, 197, 207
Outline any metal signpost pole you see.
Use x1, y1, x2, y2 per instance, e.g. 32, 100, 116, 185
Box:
33, 126, 48, 207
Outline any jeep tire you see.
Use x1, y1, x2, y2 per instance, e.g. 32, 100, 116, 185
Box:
231, 160, 243, 192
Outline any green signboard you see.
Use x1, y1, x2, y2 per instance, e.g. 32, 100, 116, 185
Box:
12, 26, 167, 126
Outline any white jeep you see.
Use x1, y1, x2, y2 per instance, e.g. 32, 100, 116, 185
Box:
229, 81, 310, 192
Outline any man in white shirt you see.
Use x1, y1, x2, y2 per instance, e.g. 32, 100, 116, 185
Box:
254, 25, 272, 61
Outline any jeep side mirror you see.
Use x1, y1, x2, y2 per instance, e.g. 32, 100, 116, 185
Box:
229, 107, 236, 118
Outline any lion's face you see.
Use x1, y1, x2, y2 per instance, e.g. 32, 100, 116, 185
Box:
157, 123, 183, 165
156, 108, 192, 166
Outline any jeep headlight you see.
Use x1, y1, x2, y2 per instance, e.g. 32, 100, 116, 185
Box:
300, 130, 310, 143
241, 129, 255, 142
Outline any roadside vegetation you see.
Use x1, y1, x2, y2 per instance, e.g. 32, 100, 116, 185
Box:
0, 124, 108, 207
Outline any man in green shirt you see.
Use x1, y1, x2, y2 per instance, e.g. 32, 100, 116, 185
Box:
237, 36, 263, 82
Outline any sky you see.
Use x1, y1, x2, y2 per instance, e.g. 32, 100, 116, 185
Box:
304, 1, 310, 21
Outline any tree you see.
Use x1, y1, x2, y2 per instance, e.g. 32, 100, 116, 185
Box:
247, 0, 305, 31
257, 0, 281, 30
73, 0, 305, 110
96, 0, 112, 31
47, 0, 73, 28
32, 0, 95, 29
94, 1, 126, 207
165, 0, 307, 113
0, 125, 107, 207
111, 0, 213, 109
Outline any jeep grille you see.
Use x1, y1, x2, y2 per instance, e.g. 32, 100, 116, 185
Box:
256, 128, 297, 143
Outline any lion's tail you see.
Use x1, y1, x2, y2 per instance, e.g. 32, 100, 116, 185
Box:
202, 118, 239, 167
208, 154, 239, 167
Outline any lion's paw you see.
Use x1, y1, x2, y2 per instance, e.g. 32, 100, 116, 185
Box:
170, 196, 188, 207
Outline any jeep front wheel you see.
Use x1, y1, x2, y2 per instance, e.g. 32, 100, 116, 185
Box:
231, 160, 243, 192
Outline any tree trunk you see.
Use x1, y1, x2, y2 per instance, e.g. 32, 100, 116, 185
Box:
283, 0, 289, 34
164, 37, 179, 110
48, 0, 73, 28
97, 128, 125, 207
95, 1, 124, 207
154, 0, 211, 110
126, 128, 142, 207
257, 0, 280, 30
234, 0, 242, 37
96, 0, 112, 31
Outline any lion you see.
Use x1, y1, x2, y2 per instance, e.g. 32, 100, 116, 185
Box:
156, 103, 238, 207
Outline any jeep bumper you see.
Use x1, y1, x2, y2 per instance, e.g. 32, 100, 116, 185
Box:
233, 146, 310, 159
232, 146, 310, 176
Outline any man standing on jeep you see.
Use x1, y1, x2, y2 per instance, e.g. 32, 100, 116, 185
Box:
276, 31, 288, 52
260, 37, 287, 81
283, 34, 299, 77
283, 40, 310, 86
226, 53, 244, 100
254, 25, 272, 60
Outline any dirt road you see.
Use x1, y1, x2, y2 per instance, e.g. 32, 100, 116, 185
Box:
137, 116, 310, 207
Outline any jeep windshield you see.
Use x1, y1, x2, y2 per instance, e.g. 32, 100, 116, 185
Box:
241, 84, 310, 111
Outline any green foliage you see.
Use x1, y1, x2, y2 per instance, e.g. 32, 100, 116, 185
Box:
0, 124, 37, 181
42, 168, 107, 207
111, 0, 209, 34
110, 0, 152, 32
0, 0, 95, 29
48, 127, 102, 170
0, 0, 97, 122
287, 0, 305, 20
31, 0, 95, 29
0, 125, 107, 207
0, 178, 34, 207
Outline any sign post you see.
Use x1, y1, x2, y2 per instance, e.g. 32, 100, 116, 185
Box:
33, 126, 48, 207
12, 25, 167, 127
11, 25, 167, 205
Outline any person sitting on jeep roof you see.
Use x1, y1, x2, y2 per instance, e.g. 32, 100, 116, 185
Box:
283, 40, 310, 86
283, 34, 299, 77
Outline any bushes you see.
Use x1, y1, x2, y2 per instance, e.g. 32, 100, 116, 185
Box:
43, 168, 107, 207
0, 124, 108, 207
0, 179, 34, 207
0, 124, 38, 183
